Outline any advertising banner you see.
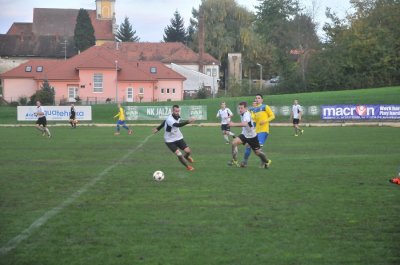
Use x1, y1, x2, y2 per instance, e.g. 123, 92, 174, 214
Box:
17, 106, 92, 121
321, 105, 400, 120
125, 106, 207, 120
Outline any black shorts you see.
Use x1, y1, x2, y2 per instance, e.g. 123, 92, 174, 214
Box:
238, 134, 261, 151
36, 116, 47, 127
165, 139, 188, 153
70, 114, 76, 120
293, 118, 300, 125
221, 124, 231, 131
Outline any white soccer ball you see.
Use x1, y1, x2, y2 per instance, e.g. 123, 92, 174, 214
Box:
153, 170, 165, 182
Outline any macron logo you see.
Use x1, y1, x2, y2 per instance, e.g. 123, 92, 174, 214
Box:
356, 105, 367, 116
322, 105, 375, 119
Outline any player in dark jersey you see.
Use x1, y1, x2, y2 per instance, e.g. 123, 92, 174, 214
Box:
69, 103, 77, 128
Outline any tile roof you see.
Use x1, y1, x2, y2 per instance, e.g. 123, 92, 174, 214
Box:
0, 8, 114, 58
0, 35, 76, 58
87, 10, 114, 40
0, 59, 61, 79
0, 45, 185, 82
7, 23, 33, 35
32, 8, 114, 41
101, 42, 219, 65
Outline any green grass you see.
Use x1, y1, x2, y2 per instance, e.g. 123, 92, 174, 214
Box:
1, 86, 399, 124
1, 126, 399, 264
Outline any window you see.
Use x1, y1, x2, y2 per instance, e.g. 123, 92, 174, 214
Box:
25, 66, 32, 72
150, 67, 157, 73
139, 87, 144, 94
172, 88, 176, 94
161, 88, 164, 94
36, 66, 43, 72
206, 68, 211, 76
93, 73, 103, 93
68, 87, 78, 102
167, 88, 170, 93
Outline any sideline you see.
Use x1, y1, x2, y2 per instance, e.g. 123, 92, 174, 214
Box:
0, 122, 399, 127
0, 133, 154, 256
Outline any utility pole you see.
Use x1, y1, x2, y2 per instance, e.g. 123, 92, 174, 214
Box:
115, 60, 118, 103
256, 63, 263, 90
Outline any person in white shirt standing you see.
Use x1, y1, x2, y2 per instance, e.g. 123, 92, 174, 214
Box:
153, 105, 196, 171
290, 99, 304, 136
228, 101, 271, 169
216, 102, 236, 144
35, 100, 51, 138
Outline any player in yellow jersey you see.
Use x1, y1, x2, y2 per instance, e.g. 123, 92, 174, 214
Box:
113, 103, 133, 135
241, 94, 275, 167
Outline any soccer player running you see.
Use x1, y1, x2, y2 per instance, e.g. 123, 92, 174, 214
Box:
229, 101, 271, 169
216, 101, 235, 144
241, 94, 275, 167
113, 103, 133, 135
35, 100, 51, 138
290, 99, 304, 136
153, 105, 196, 171
69, 103, 77, 128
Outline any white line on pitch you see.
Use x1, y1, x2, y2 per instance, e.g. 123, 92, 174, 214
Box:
0, 134, 154, 255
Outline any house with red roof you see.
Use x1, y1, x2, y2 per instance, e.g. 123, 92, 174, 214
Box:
1, 42, 220, 102
101, 42, 220, 96
0, 0, 115, 59
0, 45, 186, 103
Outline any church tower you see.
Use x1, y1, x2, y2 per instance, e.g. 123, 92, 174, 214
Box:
95, 0, 115, 20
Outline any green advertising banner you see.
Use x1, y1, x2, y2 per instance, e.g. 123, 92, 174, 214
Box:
124, 106, 207, 120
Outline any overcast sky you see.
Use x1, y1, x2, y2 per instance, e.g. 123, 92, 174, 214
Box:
0, 0, 353, 42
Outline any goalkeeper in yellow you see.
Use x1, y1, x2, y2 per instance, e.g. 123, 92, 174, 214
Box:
114, 103, 133, 135
241, 94, 275, 167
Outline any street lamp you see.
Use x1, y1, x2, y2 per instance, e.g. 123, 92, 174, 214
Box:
256, 63, 263, 90
115, 60, 118, 103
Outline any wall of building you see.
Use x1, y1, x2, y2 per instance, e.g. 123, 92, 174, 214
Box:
3, 78, 37, 102
155, 80, 184, 102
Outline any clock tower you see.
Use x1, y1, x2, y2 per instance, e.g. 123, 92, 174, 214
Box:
95, 0, 115, 20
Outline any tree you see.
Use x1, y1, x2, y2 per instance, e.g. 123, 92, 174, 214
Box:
74, 9, 96, 52
163, 10, 187, 43
306, 0, 400, 90
189, 0, 273, 93
254, 0, 321, 92
116, 17, 140, 42
29, 80, 55, 105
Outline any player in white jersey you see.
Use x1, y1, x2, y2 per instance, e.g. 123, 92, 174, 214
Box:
228, 102, 271, 169
153, 105, 196, 171
290, 99, 304, 136
35, 101, 51, 138
216, 102, 236, 144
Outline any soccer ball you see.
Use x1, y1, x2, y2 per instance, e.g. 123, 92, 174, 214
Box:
153, 170, 165, 182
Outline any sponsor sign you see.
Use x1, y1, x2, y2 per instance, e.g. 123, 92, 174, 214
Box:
17, 106, 92, 121
125, 105, 207, 120
321, 105, 400, 120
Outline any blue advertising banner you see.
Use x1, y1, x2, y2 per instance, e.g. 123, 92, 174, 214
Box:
321, 105, 400, 120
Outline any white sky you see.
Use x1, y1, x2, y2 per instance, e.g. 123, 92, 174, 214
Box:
0, 0, 352, 42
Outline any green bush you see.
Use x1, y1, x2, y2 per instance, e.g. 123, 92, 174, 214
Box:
29, 80, 55, 105
18, 96, 28, 106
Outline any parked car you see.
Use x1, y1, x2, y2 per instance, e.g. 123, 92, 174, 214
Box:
270, 76, 280, 83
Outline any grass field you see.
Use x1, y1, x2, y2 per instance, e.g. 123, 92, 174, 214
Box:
1, 125, 399, 265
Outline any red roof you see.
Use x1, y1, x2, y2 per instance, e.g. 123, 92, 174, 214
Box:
101, 42, 219, 65
0, 45, 185, 82
7, 23, 33, 35
29, 8, 113, 41
87, 10, 114, 40
0, 59, 60, 79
